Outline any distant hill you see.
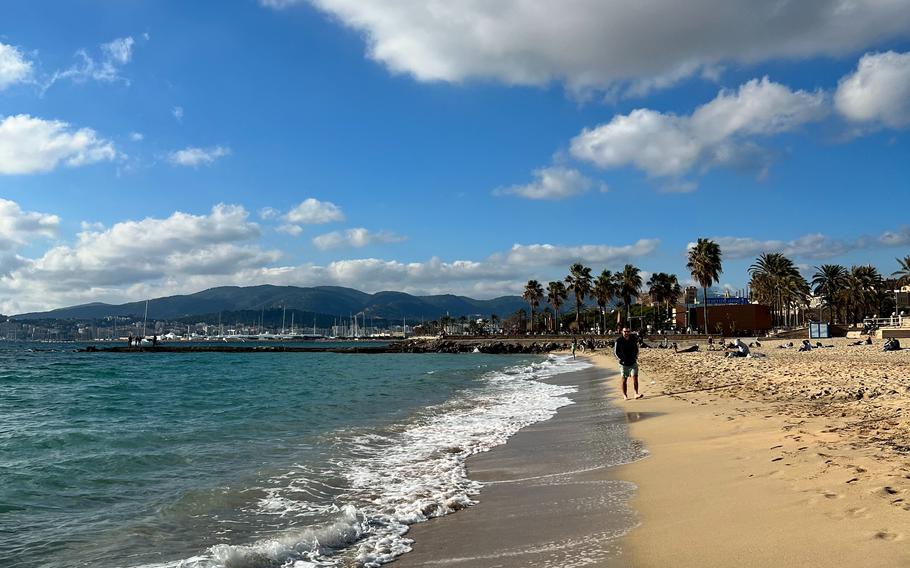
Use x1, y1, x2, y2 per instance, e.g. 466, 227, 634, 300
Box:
13, 285, 527, 322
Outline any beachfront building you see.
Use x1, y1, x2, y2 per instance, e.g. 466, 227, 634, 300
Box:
673, 300, 772, 335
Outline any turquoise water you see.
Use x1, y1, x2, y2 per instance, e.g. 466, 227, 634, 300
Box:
0, 342, 588, 567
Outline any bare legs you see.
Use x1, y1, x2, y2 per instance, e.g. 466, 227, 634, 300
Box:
622, 373, 642, 400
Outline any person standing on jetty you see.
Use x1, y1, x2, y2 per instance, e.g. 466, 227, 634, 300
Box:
614, 327, 643, 400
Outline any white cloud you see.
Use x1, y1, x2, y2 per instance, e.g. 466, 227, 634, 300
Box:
570, 77, 826, 182
877, 226, 910, 247
495, 166, 595, 200
0, 198, 662, 312
704, 225, 910, 260
101, 37, 134, 65
285, 198, 345, 224
173, 106, 184, 121
167, 145, 231, 167
502, 239, 660, 267
44, 36, 136, 90
0, 198, 58, 250
0, 199, 59, 278
265, 1, 910, 96
276, 223, 303, 236
0, 42, 33, 90
129, 132, 144, 142
312, 228, 407, 250
259, 207, 281, 220
0, 204, 279, 312
0, 114, 117, 174
835, 51, 910, 129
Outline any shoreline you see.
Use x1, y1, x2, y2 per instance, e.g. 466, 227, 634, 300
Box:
391, 358, 643, 567
604, 339, 910, 567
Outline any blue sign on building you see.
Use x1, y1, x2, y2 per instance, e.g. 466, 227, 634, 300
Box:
705, 297, 750, 305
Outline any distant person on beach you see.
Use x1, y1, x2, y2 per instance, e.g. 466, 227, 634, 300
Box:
614, 327, 642, 400
127, 334, 133, 347
571, 338, 577, 359
799, 339, 813, 352
883, 337, 901, 352
726, 338, 750, 357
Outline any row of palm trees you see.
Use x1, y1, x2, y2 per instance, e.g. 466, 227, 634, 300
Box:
521, 274, 688, 335
522, 264, 640, 334
522, 240, 910, 335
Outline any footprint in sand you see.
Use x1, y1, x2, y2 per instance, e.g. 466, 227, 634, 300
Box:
873, 531, 900, 541
822, 491, 843, 500
828, 507, 870, 521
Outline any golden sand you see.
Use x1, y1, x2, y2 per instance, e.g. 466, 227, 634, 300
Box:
598, 338, 910, 567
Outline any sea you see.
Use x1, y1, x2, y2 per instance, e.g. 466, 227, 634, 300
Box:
0, 341, 617, 568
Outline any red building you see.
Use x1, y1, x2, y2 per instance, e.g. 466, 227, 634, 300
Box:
674, 303, 772, 335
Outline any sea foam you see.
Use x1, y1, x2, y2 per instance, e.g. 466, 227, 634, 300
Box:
137, 355, 590, 568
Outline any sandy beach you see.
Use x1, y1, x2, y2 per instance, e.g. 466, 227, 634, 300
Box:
612, 337, 910, 567
393, 340, 910, 567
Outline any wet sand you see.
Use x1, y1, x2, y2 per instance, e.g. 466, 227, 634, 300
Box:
392, 364, 643, 567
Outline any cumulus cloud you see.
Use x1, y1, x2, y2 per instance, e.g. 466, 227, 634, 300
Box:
276, 224, 304, 236
263, 0, 910, 96
167, 145, 231, 167
835, 51, 910, 129
495, 166, 597, 200
0, 199, 661, 312
0, 199, 59, 277
0, 198, 59, 249
0, 204, 281, 313
286, 198, 345, 224
0, 42, 34, 90
703, 225, 910, 260
173, 106, 184, 122
570, 77, 827, 182
312, 228, 407, 250
129, 132, 144, 142
0, 114, 117, 174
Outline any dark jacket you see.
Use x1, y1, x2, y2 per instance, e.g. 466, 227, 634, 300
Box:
614, 335, 639, 366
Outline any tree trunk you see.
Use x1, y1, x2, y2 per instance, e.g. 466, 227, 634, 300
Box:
703, 286, 709, 334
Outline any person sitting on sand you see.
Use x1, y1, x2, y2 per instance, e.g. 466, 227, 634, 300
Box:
798, 339, 813, 352
726, 338, 750, 357
614, 327, 643, 400
883, 337, 901, 352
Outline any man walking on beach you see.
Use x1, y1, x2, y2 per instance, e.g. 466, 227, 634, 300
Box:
614, 327, 642, 400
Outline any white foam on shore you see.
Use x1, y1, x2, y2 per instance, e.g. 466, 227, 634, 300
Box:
133, 355, 590, 568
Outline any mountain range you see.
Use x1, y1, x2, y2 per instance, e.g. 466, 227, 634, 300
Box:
12, 285, 528, 322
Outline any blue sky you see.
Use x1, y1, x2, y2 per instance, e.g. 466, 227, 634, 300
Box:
1, 1, 909, 313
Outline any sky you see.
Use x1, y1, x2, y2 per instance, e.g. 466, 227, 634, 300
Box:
1, 0, 909, 314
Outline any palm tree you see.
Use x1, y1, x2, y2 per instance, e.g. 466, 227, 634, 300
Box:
522, 280, 544, 334
616, 264, 643, 330
845, 265, 883, 324
811, 264, 848, 324
893, 255, 910, 286
687, 238, 723, 334
593, 270, 617, 334
647, 272, 680, 330
565, 263, 593, 331
748, 252, 808, 327
547, 281, 568, 334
